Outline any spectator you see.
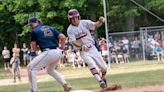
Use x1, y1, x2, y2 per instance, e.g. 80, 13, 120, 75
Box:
122, 36, 129, 53
29, 47, 37, 62
131, 37, 140, 59
110, 47, 118, 64
12, 43, 20, 66
2, 46, 10, 70
74, 51, 85, 68
21, 43, 29, 66
162, 37, 164, 60
99, 39, 108, 63
10, 52, 21, 83
154, 32, 161, 41
122, 46, 129, 63
154, 44, 162, 61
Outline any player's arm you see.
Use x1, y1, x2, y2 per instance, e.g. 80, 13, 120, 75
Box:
58, 33, 66, 50
72, 41, 82, 48
31, 30, 38, 51
67, 30, 82, 49
31, 41, 39, 51
94, 16, 105, 29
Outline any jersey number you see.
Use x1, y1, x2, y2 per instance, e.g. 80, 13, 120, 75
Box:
41, 27, 53, 37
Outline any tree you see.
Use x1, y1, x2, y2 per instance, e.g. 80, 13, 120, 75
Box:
106, 0, 164, 32
0, 1, 22, 50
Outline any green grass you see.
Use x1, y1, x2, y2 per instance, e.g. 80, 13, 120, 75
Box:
1, 61, 164, 92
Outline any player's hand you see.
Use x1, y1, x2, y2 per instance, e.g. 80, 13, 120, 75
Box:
99, 16, 105, 23
59, 46, 65, 51
58, 47, 65, 57
81, 44, 92, 52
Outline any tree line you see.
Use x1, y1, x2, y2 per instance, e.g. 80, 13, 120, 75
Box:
0, 0, 163, 50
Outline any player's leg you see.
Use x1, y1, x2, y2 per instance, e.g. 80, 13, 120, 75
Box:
46, 63, 71, 92
27, 51, 50, 92
45, 49, 71, 92
81, 54, 106, 88
92, 48, 108, 86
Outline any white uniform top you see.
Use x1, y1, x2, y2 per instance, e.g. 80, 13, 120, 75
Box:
67, 20, 96, 46
2, 50, 10, 58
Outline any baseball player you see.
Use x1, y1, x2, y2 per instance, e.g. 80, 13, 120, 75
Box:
27, 17, 71, 92
67, 9, 108, 89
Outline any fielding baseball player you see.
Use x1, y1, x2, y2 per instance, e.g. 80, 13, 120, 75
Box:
67, 9, 108, 89
27, 17, 71, 92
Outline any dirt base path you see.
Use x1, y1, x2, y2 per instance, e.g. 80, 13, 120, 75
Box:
0, 68, 45, 86
110, 85, 164, 92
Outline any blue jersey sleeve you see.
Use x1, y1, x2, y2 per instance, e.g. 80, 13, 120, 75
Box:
31, 31, 37, 41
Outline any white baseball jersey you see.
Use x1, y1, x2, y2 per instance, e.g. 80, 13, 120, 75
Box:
67, 20, 95, 46
67, 19, 107, 71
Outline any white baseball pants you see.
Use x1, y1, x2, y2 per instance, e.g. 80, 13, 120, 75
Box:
27, 49, 67, 92
80, 44, 108, 72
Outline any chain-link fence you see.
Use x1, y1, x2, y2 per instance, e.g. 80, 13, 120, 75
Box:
109, 31, 143, 63
140, 26, 164, 61
108, 26, 164, 63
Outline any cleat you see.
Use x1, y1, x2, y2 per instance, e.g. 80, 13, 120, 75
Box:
102, 78, 107, 86
100, 81, 107, 89
63, 84, 72, 92
99, 84, 122, 92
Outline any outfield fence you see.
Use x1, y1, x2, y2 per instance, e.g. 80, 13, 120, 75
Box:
108, 26, 164, 63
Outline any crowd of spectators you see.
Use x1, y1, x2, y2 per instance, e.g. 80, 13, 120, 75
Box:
145, 31, 164, 61
1, 31, 164, 71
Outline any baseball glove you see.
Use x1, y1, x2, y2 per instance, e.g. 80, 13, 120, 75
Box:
99, 84, 122, 92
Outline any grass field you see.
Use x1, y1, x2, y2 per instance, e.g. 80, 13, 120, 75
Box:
0, 61, 164, 92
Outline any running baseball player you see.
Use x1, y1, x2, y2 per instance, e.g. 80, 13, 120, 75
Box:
27, 17, 71, 92
67, 9, 108, 89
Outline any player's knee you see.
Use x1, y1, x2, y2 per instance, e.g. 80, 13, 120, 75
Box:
101, 70, 107, 76
87, 62, 96, 69
102, 64, 108, 71
101, 68, 107, 73
27, 64, 33, 72
101, 67, 107, 75
27, 64, 31, 70
90, 68, 99, 75
46, 69, 53, 75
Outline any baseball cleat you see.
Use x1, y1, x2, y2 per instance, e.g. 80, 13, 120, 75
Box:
100, 81, 107, 89
102, 78, 107, 86
99, 84, 122, 92
63, 84, 72, 92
